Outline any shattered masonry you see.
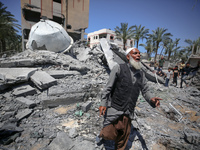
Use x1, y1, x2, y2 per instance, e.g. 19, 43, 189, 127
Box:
0, 40, 200, 150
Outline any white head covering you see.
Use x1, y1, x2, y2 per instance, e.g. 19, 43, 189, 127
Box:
125, 47, 135, 55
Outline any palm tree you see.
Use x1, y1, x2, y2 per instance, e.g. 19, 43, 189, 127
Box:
164, 40, 180, 60
139, 38, 156, 59
132, 24, 149, 48
114, 23, 134, 50
184, 37, 200, 55
159, 38, 171, 59
150, 27, 172, 62
0, 2, 21, 53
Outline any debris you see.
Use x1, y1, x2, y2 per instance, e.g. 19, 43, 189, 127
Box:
12, 84, 37, 97
30, 71, 57, 90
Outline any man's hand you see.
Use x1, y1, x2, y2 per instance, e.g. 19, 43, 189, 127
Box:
150, 97, 163, 107
99, 106, 106, 116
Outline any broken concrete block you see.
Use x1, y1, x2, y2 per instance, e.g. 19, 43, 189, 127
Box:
47, 70, 80, 79
30, 71, 57, 90
42, 93, 85, 108
184, 129, 200, 145
16, 97, 37, 108
12, 85, 37, 97
82, 101, 92, 112
46, 132, 74, 150
15, 109, 33, 121
99, 38, 118, 70
0, 68, 37, 84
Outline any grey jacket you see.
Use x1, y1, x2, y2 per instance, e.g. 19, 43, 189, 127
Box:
101, 63, 153, 126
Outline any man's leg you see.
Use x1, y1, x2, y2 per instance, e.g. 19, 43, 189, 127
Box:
114, 115, 131, 150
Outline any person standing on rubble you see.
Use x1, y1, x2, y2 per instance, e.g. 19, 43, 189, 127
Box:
172, 66, 179, 87
98, 47, 162, 150
179, 60, 185, 76
180, 62, 191, 88
159, 56, 165, 70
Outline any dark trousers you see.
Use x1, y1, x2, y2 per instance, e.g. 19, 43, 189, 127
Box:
180, 75, 187, 88
173, 77, 177, 86
165, 78, 169, 87
99, 115, 131, 150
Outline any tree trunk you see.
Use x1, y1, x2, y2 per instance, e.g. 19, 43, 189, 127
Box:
0, 39, 6, 52
159, 47, 164, 59
154, 42, 159, 62
168, 52, 171, 60
136, 40, 139, 48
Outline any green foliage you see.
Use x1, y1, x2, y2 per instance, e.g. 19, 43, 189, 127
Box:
114, 23, 135, 50
149, 27, 172, 62
0, 2, 21, 55
132, 24, 149, 48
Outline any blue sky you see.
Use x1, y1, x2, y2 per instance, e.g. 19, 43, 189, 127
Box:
1, 0, 200, 54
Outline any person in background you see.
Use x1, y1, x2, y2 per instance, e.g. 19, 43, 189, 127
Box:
98, 47, 162, 150
156, 66, 164, 76
159, 56, 165, 70
173, 66, 179, 87
179, 60, 185, 76
180, 62, 191, 88
154, 61, 158, 71
164, 67, 171, 87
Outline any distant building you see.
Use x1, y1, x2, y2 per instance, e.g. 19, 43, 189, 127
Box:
87, 29, 135, 50
21, 0, 89, 50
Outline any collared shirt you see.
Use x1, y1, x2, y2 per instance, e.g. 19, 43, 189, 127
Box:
101, 63, 153, 126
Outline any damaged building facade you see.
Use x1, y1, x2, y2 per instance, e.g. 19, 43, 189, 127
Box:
21, 0, 90, 50
87, 28, 135, 50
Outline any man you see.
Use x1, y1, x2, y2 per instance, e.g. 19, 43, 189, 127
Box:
159, 56, 165, 70
180, 62, 191, 88
154, 61, 158, 70
179, 60, 185, 76
98, 48, 162, 150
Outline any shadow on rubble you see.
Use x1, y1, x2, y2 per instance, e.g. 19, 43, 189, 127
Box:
102, 125, 148, 150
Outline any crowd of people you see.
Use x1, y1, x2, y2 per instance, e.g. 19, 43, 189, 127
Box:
154, 58, 200, 88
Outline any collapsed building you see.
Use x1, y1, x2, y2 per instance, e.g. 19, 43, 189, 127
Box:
0, 20, 200, 150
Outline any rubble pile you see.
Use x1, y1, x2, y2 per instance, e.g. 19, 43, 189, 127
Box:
0, 42, 200, 150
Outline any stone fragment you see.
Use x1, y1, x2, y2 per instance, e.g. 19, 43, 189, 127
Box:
12, 85, 37, 97
15, 109, 33, 121
184, 129, 200, 145
30, 71, 57, 90
45, 132, 74, 150
1, 111, 15, 121
16, 97, 37, 108
82, 101, 92, 112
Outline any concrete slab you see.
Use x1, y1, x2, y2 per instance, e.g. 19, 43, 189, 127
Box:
0, 59, 35, 67
15, 109, 33, 121
16, 97, 37, 108
0, 68, 37, 84
99, 38, 117, 70
12, 84, 37, 97
42, 93, 85, 108
47, 70, 80, 79
30, 71, 57, 90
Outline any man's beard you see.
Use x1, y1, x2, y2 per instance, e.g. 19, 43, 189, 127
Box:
129, 56, 141, 70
